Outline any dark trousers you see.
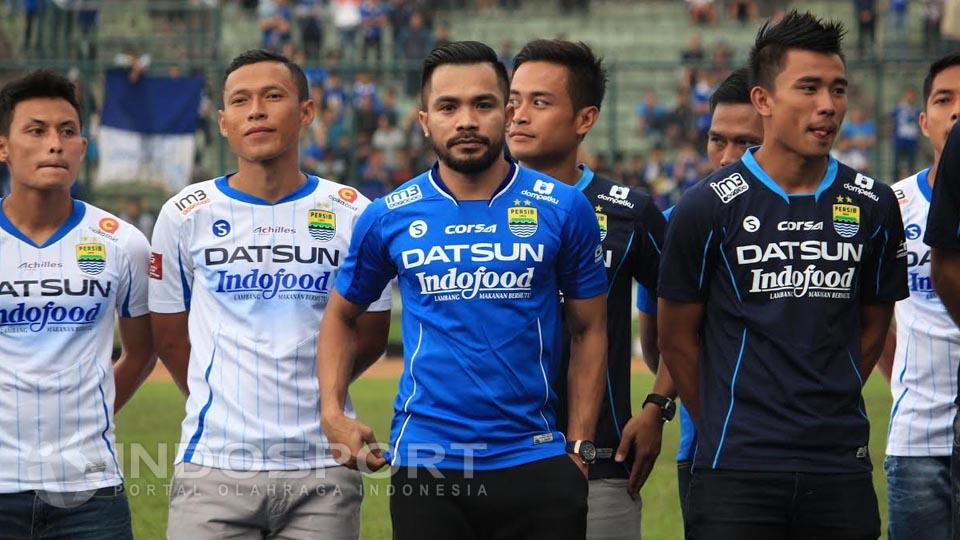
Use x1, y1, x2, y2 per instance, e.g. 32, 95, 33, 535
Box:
0, 484, 131, 540
678, 461, 693, 539
686, 469, 880, 540
391, 455, 587, 540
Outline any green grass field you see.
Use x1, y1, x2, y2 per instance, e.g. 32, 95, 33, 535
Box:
115, 373, 895, 539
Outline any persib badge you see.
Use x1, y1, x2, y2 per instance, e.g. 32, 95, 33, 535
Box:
508, 202, 538, 238
596, 211, 608, 242
76, 240, 106, 275
832, 204, 860, 238
308, 209, 336, 242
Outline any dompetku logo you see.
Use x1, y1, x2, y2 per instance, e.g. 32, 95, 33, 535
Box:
508, 203, 538, 238
308, 209, 336, 242
76, 241, 106, 275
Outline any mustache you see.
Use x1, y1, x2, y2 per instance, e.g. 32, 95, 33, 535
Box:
446, 133, 491, 148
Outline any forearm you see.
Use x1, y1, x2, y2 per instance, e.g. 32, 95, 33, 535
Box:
157, 340, 190, 396
318, 309, 361, 419
660, 342, 699, 420
638, 313, 660, 373
875, 327, 896, 382
566, 325, 607, 441
859, 304, 895, 380
113, 351, 157, 412
649, 359, 678, 400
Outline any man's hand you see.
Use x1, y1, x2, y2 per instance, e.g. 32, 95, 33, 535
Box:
615, 404, 664, 493
568, 453, 588, 479
321, 413, 387, 472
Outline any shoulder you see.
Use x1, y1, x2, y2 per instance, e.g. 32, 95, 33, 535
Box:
79, 202, 149, 254
512, 166, 587, 216
158, 178, 221, 221
591, 173, 657, 218
310, 176, 372, 215
834, 164, 898, 208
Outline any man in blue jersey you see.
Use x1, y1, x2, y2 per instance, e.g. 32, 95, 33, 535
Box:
319, 41, 609, 539
659, 12, 907, 538
507, 39, 665, 540
636, 66, 763, 533
876, 52, 960, 540
0, 70, 155, 538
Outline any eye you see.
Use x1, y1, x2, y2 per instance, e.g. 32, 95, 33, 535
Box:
438, 103, 455, 113
60, 127, 77, 137
533, 98, 548, 107
832, 86, 847, 96
28, 127, 44, 136
231, 96, 247, 106
476, 101, 493, 110
934, 95, 951, 105
267, 92, 283, 100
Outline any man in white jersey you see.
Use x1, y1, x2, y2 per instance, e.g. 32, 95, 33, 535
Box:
877, 52, 960, 540
0, 70, 154, 539
150, 50, 391, 539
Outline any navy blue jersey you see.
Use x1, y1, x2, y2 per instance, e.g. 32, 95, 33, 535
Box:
924, 120, 960, 406
659, 148, 908, 473
554, 165, 665, 480
335, 162, 607, 470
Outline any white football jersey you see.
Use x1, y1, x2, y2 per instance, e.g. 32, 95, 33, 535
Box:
887, 169, 960, 457
0, 200, 149, 492
150, 175, 391, 471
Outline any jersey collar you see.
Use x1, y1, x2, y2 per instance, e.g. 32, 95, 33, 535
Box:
427, 157, 519, 206
741, 147, 838, 204
574, 164, 595, 192
917, 168, 932, 202
215, 173, 319, 205
0, 198, 85, 249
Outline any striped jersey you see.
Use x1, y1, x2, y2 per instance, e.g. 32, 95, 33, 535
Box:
149, 174, 390, 471
887, 169, 960, 457
0, 200, 149, 493
335, 161, 608, 471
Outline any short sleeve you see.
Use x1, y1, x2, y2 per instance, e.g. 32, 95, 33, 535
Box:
657, 187, 718, 303
558, 191, 608, 299
149, 204, 193, 313
629, 197, 666, 292
926, 122, 960, 251
636, 284, 657, 314
862, 194, 909, 304
117, 227, 151, 318
334, 201, 398, 306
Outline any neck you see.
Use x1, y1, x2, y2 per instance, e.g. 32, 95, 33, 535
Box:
231, 150, 305, 203
519, 149, 581, 186
3, 185, 75, 245
929, 151, 941, 187
752, 143, 828, 194
437, 156, 511, 200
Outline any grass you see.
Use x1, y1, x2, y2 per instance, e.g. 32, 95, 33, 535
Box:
115, 372, 895, 539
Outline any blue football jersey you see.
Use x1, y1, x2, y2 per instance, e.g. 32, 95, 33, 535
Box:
336, 161, 607, 470
659, 148, 908, 473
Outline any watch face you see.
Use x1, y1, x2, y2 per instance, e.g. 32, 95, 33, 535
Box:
664, 400, 677, 421
581, 441, 597, 463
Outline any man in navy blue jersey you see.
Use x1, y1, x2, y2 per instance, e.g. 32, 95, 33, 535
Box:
659, 11, 907, 538
507, 39, 665, 540
318, 41, 608, 540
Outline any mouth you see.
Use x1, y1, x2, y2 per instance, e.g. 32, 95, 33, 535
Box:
448, 137, 488, 149
244, 126, 275, 136
508, 131, 535, 141
37, 161, 69, 170
807, 125, 836, 140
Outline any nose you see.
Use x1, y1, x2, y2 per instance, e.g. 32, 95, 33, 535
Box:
455, 106, 479, 132
511, 99, 529, 126
45, 130, 64, 155
247, 95, 267, 121
720, 145, 740, 168
817, 88, 837, 117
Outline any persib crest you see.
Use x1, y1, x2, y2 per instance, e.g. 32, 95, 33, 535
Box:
308, 209, 336, 242
507, 202, 538, 238
76, 240, 106, 275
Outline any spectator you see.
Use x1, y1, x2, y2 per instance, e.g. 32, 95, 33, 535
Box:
355, 94, 380, 138
359, 149, 391, 199
77, 6, 99, 60
389, 148, 413, 187
890, 0, 908, 35
621, 154, 650, 191
380, 86, 399, 125
435, 22, 453, 50
831, 136, 870, 173
402, 12, 433, 96
295, 0, 324, 59
672, 142, 707, 192
854, 0, 877, 56
497, 39, 514, 71
728, 0, 756, 25
924, 0, 944, 54
686, 0, 716, 25
634, 91, 668, 139
891, 87, 921, 180
332, 0, 362, 60
691, 70, 717, 144
316, 152, 347, 180
680, 35, 705, 87
372, 114, 405, 169
352, 71, 378, 108
114, 48, 151, 83
388, 0, 414, 60
842, 106, 878, 155
322, 71, 348, 118
360, 0, 387, 62
667, 87, 695, 144
259, 0, 293, 52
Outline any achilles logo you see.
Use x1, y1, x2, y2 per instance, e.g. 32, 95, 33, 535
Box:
710, 173, 749, 203
415, 266, 535, 301
777, 221, 823, 231
533, 179, 555, 196
748, 264, 856, 298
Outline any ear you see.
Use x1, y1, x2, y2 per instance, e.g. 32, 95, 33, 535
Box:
300, 98, 316, 127
574, 105, 600, 138
79, 135, 88, 162
0, 135, 9, 163
217, 109, 227, 137
417, 110, 429, 137
750, 85, 773, 118
918, 110, 930, 140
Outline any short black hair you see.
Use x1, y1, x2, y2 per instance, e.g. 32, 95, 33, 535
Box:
420, 41, 509, 109
749, 10, 846, 90
0, 70, 82, 135
223, 49, 309, 102
513, 39, 607, 112
923, 52, 960, 108
710, 67, 751, 113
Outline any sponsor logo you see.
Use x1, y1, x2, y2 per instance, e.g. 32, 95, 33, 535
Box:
710, 173, 749, 203
98, 218, 119, 234
897, 240, 908, 259
75, 240, 106, 275
410, 220, 428, 238
748, 264, 855, 298
385, 185, 422, 209
832, 203, 860, 238
609, 185, 630, 199
533, 179, 555, 196
308, 209, 337, 242
0, 301, 103, 332
214, 268, 333, 300
253, 226, 296, 235
596, 212, 608, 241
597, 192, 635, 209
444, 223, 496, 235
735, 241, 863, 264
401, 243, 544, 269
149, 253, 162, 280
843, 175, 879, 201
742, 216, 760, 232
0, 279, 112, 298
904, 224, 922, 240
415, 266, 535, 301
907, 249, 930, 268
212, 220, 231, 237
508, 202, 538, 238
520, 189, 560, 204
17, 261, 62, 271
338, 187, 358, 204
174, 189, 209, 214
533, 433, 554, 445
594, 245, 603, 264
777, 221, 823, 231
854, 174, 875, 190
894, 188, 909, 206
204, 245, 340, 266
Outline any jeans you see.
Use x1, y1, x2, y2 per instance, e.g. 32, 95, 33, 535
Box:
885, 455, 951, 540
0, 484, 131, 539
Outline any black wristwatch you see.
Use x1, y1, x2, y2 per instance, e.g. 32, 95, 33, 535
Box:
565, 439, 598, 465
643, 393, 677, 422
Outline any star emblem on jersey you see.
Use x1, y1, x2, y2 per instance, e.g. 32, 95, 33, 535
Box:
75, 239, 106, 275
507, 202, 538, 238
832, 203, 860, 238
308, 208, 336, 242
596, 212, 608, 241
